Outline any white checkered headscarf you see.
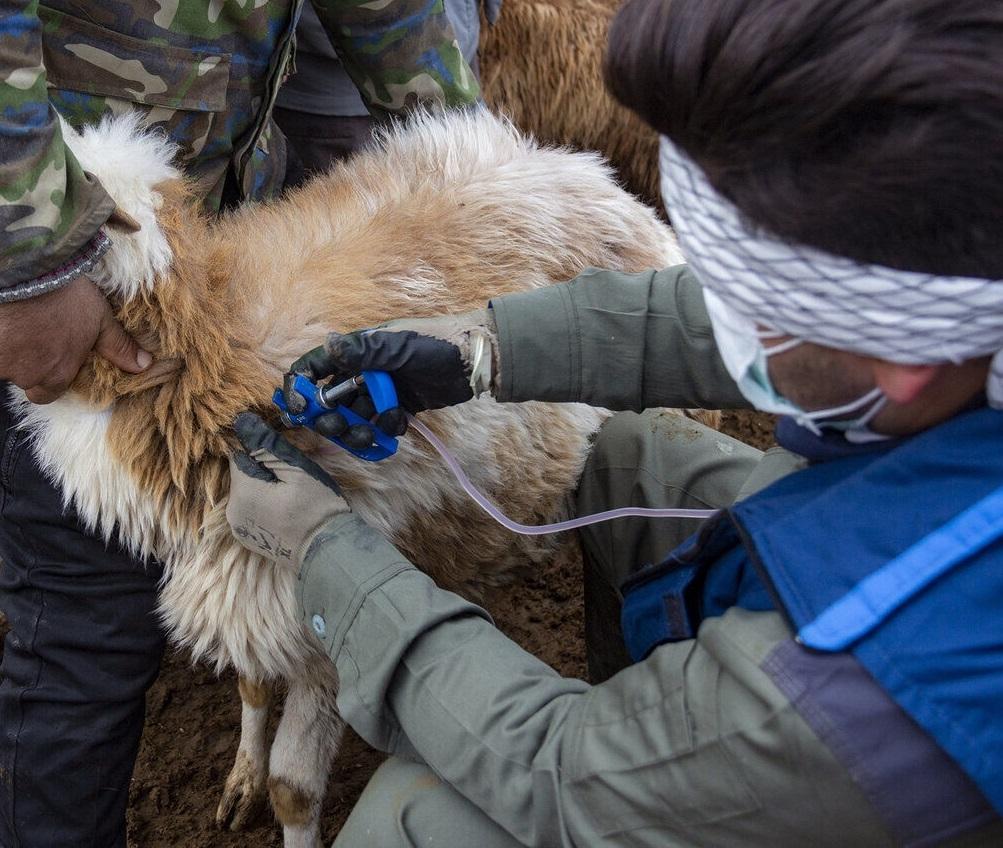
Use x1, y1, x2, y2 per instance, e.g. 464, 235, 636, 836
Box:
659, 137, 1003, 409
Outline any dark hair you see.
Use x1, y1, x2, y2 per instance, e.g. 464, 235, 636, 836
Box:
605, 0, 1003, 278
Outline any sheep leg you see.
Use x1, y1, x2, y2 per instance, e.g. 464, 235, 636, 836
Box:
268, 673, 345, 848
216, 676, 272, 831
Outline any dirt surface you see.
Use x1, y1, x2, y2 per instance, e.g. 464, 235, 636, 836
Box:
720, 408, 779, 452
125, 411, 775, 848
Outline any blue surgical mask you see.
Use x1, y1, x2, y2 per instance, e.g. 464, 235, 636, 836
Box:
703, 290, 889, 441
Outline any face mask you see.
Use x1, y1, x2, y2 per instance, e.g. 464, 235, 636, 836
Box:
703, 290, 889, 440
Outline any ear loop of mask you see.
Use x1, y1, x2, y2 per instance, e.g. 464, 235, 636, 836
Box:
789, 386, 888, 436
761, 335, 804, 357
757, 335, 888, 436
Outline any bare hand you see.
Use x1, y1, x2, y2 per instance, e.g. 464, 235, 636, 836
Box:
0, 274, 152, 404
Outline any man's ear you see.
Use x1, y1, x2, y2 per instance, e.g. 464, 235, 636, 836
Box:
870, 361, 940, 404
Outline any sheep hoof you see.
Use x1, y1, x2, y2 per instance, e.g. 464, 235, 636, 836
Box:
216, 749, 265, 831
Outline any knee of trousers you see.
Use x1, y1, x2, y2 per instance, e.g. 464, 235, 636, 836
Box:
333, 758, 523, 848
581, 412, 652, 486
575, 411, 721, 589
577, 410, 722, 506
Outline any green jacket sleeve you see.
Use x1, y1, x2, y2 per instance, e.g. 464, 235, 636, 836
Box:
300, 517, 891, 847
309, 0, 480, 121
0, 0, 115, 299
489, 265, 751, 411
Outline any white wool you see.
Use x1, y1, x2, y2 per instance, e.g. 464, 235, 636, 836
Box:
367, 108, 685, 273
8, 386, 170, 561
61, 113, 178, 300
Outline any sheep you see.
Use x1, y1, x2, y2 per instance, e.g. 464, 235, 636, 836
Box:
11, 107, 684, 846
479, 0, 661, 207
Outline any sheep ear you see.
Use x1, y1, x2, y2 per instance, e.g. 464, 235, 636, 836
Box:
107, 205, 143, 234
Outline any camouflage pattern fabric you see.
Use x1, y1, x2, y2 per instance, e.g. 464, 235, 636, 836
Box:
0, 0, 479, 297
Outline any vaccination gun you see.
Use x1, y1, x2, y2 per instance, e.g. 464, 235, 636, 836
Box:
273, 371, 399, 462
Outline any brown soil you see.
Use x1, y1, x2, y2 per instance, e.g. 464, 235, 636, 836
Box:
124, 411, 774, 847
720, 409, 779, 452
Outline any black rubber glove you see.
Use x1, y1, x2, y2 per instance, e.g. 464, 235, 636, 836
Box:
282, 309, 498, 447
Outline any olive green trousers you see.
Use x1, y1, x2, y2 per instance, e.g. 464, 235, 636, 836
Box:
332, 411, 802, 848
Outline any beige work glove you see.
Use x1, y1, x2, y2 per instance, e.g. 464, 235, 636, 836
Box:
226, 412, 350, 570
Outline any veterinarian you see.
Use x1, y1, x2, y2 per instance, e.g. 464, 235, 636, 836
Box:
0, 2, 477, 845
228, 0, 1003, 844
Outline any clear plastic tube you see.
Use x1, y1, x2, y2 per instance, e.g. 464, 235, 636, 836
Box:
407, 416, 718, 536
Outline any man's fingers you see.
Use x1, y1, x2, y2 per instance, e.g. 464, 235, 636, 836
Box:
375, 406, 408, 437
324, 329, 417, 373
233, 412, 343, 496
282, 371, 309, 414
284, 342, 350, 414
315, 411, 349, 438
289, 345, 341, 382
349, 394, 376, 420
322, 331, 368, 371
230, 449, 279, 483
94, 306, 152, 374
23, 357, 81, 404
234, 412, 282, 454
341, 423, 376, 450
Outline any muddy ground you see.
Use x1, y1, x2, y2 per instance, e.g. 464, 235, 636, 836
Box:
123, 410, 774, 847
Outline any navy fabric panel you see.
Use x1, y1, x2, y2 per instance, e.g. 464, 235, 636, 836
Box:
620, 563, 698, 661
728, 406, 1003, 813
734, 407, 1003, 631
797, 486, 1003, 650
620, 514, 774, 662
774, 414, 904, 462
700, 543, 774, 619
763, 640, 998, 846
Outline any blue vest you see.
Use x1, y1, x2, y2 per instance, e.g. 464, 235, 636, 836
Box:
621, 406, 1003, 814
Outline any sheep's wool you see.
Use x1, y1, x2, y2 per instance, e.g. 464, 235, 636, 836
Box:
659, 137, 1003, 409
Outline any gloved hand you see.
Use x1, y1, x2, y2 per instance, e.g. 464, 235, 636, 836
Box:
226, 412, 350, 570
281, 308, 499, 449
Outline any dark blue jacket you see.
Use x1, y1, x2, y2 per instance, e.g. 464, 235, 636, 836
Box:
623, 406, 1003, 816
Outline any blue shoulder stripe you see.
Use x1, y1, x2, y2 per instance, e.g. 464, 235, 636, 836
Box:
798, 485, 1003, 651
